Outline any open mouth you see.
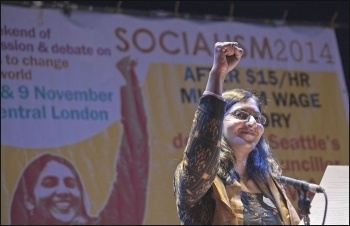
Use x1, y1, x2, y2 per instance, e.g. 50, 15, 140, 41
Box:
52, 201, 71, 212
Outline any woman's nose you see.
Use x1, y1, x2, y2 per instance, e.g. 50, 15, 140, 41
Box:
246, 115, 256, 126
55, 181, 69, 194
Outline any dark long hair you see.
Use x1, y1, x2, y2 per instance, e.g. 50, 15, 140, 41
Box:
218, 88, 282, 185
10, 153, 91, 225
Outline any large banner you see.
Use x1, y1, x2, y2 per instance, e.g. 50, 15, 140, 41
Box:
1, 4, 349, 225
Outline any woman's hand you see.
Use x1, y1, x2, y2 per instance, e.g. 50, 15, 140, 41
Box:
205, 42, 243, 95
211, 42, 244, 80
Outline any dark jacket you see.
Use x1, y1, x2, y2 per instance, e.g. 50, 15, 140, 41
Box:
174, 95, 300, 225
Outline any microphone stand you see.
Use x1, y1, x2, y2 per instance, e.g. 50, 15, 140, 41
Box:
297, 189, 311, 225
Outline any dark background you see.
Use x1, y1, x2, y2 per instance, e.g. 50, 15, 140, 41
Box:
3, 1, 349, 92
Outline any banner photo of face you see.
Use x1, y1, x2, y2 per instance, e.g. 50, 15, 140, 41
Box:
11, 154, 94, 225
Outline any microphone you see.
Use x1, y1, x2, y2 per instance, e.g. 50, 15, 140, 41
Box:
279, 176, 325, 193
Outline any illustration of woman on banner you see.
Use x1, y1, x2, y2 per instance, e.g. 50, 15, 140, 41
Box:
10, 56, 150, 225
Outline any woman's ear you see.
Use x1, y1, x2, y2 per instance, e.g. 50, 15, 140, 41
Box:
25, 199, 34, 216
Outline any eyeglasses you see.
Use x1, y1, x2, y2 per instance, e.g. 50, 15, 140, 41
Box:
227, 109, 267, 125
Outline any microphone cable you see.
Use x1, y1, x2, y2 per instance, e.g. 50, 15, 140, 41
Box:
320, 191, 328, 225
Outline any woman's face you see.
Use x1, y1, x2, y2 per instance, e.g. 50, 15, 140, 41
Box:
33, 160, 82, 223
223, 97, 265, 152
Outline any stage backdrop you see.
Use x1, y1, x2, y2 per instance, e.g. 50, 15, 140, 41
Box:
1, 4, 349, 225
